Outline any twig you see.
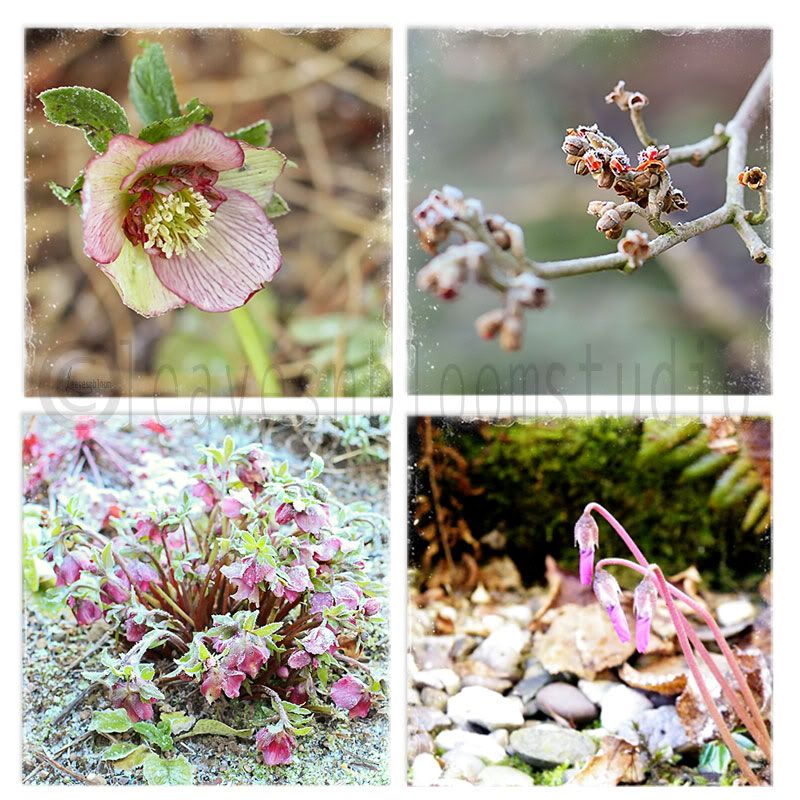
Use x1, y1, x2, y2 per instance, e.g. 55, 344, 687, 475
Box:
32, 748, 88, 784
51, 681, 100, 726
66, 631, 111, 671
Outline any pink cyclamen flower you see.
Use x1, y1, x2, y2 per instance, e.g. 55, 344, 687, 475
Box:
81, 125, 285, 316
330, 675, 371, 719
574, 510, 600, 586
633, 573, 658, 654
593, 568, 631, 644
256, 727, 296, 766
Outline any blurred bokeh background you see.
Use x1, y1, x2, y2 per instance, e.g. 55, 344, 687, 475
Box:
26, 29, 391, 397
409, 29, 771, 395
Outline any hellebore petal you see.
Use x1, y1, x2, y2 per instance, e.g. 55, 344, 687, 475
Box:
330, 675, 371, 718
310, 591, 334, 614
56, 552, 94, 586
221, 496, 245, 518
120, 125, 244, 192
331, 582, 362, 611
217, 145, 287, 207
574, 511, 599, 586
300, 625, 336, 655
362, 597, 381, 617
314, 537, 341, 563
284, 565, 313, 594
191, 480, 217, 512
82, 134, 151, 264
100, 239, 185, 317
255, 727, 296, 766
275, 503, 295, 525
287, 649, 312, 669
633, 574, 659, 654
295, 504, 329, 536
70, 597, 102, 626
149, 189, 281, 312
111, 682, 154, 723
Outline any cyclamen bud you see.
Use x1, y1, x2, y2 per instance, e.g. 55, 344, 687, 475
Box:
633, 574, 658, 653
574, 511, 599, 585
593, 569, 630, 644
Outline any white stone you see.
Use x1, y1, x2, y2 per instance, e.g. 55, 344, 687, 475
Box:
716, 599, 756, 627
471, 623, 530, 673
478, 765, 535, 786
435, 729, 507, 764
441, 750, 486, 780
447, 686, 525, 731
414, 668, 461, 695
410, 753, 442, 787
471, 583, 491, 604
501, 603, 535, 627
578, 679, 618, 706
600, 685, 654, 733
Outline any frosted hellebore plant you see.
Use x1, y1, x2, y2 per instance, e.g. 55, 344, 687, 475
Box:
39, 41, 291, 317
575, 502, 772, 786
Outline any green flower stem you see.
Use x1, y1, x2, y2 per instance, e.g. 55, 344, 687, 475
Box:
229, 305, 281, 396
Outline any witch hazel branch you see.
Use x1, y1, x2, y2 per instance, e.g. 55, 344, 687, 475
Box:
575, 503, 772, 786
413, 60, 771, 351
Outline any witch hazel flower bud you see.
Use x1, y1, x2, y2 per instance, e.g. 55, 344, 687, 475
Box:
475, 308, 506, 340
256, 727, 296, 766
574, 511, 599, 585
618, 229, 651, 271
738, 166, 768, 191
633, 573, 658, 654
593, 568, 631, 644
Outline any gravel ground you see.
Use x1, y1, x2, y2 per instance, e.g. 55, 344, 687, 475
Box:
22, 415, 389, 785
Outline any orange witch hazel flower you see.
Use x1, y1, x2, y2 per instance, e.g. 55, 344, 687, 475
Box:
39, 41, 290, 317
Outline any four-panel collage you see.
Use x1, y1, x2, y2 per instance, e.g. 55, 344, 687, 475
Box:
20, 24, 773, 789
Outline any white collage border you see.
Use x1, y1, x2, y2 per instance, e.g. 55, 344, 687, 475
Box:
4, 3, 796, 797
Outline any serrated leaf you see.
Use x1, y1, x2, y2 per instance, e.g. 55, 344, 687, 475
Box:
227, 119, 272, 147
111, 744, 150, 771
100, 742, 141, 762
179, 718, 254, 739
133, 720, 173, 751
39, 87, 129, 153
90, 708, 132, 733
265, 192, 290, 218
142, 753, 194, 785
128, 42, 180, 126
138, 101, 213, 144
48, 173, 84, 209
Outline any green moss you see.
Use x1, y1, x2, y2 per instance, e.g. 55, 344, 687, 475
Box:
433, 418, 770, 590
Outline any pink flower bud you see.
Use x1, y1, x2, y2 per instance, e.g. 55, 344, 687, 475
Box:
362, 597, 381, 617
633, 574, 658, 654
574, 511, 599, 585
593, 569, 630, 644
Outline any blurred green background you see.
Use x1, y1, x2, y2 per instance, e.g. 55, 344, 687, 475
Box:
408, 29, 771, 395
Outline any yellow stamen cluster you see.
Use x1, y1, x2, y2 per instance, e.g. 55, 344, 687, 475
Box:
143, 188, 213, 259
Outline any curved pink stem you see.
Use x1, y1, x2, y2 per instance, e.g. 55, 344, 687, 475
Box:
651, 566, 761, 786
585, 502, 648, 566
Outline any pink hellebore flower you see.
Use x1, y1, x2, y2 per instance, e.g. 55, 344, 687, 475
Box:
237, 448, 271, 490
255, 727, 296, 766
330, 675, 371, 719
314, 537, 341, 563
100, 572, 131, 604
81, 125, 285, 316
633, 574, 658, 654
68, 596, 103, 626
201, 662, 246, 703
593, 568, 631, 644
125, 559, 162, 593
226, 636, 270, 679
191, 480, 217, 512
221, 556, 274, 604
136, 518, 161, 542
574, 510, 600, 586
111, 681, 154, 723
300, 625, 337, 655
221, 496, 245, 519
362, 597, 381, 617
287, 649, 312, 669
310, 591, 334, 614
274, 502, 330, 535
332, 582, 362, 611
124, 612, 148, 643
56, 552, 95, 586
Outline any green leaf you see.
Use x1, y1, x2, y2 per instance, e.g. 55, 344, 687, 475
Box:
227, 120, 272, 147
698, 741, 732, 775
128, 42, 180, 126
132, 720, 173, 751
138, 100, 213, 144
110, 744, 150, 771
39, 86, 129, 153
731, 732, 757, 751
48, 173, 84, 209
90, 708, 133, 734
142, 753, 194, 785
265, 192, 290, 218
100, 742, 141, 762
161, 711, 196, 735
306, 453, 324, 480
179, 718, 254, 739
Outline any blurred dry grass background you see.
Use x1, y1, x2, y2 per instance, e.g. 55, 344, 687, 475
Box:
25, 28, 391, 397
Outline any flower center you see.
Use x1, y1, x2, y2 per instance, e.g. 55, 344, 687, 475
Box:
142, 188, 213, 259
